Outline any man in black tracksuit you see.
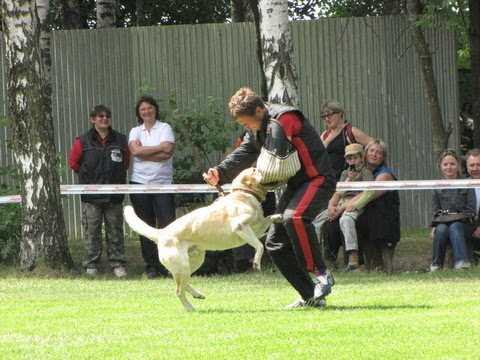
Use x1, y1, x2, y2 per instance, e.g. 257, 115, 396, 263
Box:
204, 88, 336, 308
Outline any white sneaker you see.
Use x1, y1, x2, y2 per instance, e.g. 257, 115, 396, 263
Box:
429, 264, 440, 272
285, 298, 326, 309
86, 268, 97, 276
454, 260, 471, 270
113, 266, 127, 278
313, 270, 335, 300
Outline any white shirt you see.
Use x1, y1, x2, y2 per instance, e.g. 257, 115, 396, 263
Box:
129, 120, 175, 184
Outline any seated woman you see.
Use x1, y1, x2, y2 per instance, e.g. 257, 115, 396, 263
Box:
322, 139, 401, 273
430, 149, 475, 271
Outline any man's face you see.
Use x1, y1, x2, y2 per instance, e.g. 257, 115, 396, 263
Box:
90, 112, 111, 131
467, 155, 480, 179
236, 107, 265, 131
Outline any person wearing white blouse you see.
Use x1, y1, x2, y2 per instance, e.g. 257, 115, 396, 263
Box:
128, 96, 176, 278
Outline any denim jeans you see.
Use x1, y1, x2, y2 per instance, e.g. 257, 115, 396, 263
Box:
432, 222, 469, 267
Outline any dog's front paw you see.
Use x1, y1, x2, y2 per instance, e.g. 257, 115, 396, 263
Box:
253, 261, 262, 271
268, 214, 283, 223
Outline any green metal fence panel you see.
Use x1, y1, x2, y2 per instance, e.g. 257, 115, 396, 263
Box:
0, 16, 459, 235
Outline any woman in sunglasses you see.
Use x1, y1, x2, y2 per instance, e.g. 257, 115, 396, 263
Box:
320, 101, 372, 180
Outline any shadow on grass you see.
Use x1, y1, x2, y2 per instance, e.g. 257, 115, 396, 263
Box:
193, 303, 432, 314
327, 304, 433, 312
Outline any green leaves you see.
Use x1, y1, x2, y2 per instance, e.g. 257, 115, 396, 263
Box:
0, 165, 21, 264
160, 95, 239, 184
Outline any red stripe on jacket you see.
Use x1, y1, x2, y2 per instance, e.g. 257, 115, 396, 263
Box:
292, 176, 325, 272
278, 112, 320, 178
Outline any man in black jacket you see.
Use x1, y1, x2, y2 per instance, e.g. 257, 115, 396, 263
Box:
69, 105, 129, 277
204, 88, 336, 308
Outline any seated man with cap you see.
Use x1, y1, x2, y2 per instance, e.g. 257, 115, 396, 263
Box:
313, 143, 375, 271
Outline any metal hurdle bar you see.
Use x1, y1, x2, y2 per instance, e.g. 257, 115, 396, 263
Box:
3, 179, 480, 204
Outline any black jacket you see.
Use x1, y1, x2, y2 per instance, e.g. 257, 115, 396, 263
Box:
216, 104, 335, 189
78, 128, 128, 204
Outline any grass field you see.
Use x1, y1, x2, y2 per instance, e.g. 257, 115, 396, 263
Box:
1, 229, 479, 359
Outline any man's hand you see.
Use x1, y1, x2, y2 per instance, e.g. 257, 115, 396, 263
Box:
202, 168, 220, 186
430, 227, 435, 240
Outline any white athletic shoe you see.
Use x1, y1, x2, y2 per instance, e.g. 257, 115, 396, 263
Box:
313, 270, 335, 301
285, 298, 326, 309
113, 266, 127, 278
86, 267, 98, 276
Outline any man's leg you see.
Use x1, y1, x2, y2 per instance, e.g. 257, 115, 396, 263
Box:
266, 222, 315, 301
81, 202, 103, 273
282, 180, 333, 275
104, 202, 127, 274
281, 180, 335, 301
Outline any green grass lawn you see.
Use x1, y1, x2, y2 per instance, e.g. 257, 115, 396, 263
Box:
1, 229, 479, 359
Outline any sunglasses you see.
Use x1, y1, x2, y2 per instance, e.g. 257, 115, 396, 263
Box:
320, 111, 339, 119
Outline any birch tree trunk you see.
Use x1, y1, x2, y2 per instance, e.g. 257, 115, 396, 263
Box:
97, 0, 117, 29
469, 0, 480, 147
2, 0, 73, 270
406, 0, 451, 157
258, 0, 298, 105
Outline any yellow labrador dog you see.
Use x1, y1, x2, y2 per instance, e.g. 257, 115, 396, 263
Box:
123, 167, 281, 311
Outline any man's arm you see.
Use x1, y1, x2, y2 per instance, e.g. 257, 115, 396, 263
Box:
216, 132, 260, 184
68, 138, 83, 172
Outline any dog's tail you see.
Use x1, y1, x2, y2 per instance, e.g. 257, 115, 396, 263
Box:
123, 205, 160, 244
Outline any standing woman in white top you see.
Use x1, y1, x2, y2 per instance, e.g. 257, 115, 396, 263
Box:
129, 96, 176, 278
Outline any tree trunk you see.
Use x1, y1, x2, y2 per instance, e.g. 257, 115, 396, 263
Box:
231, 0, 254, 22
469, 0, 480, 147
61, 0, 84, 30
97, 0, 117, 29
258, 0, 299, 105
136, 0, 145, 26
406, 0, 450, 157
2, 0, 73, 270
383, 0, 405, 15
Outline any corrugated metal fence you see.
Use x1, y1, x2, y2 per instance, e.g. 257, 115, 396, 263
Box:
0, 16, 458, 236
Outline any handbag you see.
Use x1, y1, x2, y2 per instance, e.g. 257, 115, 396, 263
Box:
255, 119, 301, 185
431, 210, 474, 226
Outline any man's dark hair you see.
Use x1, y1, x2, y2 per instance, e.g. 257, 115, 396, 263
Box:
90, 104, 112, 118
228, 87, 265, 118
135, 95, 159, 124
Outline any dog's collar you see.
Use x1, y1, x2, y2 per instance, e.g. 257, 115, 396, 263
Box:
232, 188, 264, 203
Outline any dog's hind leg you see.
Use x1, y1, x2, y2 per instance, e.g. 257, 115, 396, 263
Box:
186, 247, 206, 299
173, 272, 195, 311
235, 225, 264, 271
161, 247, 196, 311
